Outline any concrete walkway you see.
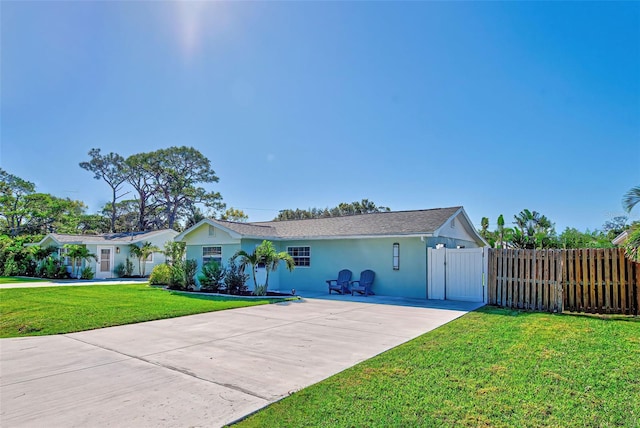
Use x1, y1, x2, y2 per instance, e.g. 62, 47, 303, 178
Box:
0, 296, 483, 427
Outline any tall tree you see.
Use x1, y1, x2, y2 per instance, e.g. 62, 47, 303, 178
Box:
480, 217, 490, 238
125, 152, 157, 231
220, 207, 248, 222
275, 199, 390, 221
602, 216, 629, 240
496, 214, 507, 248
0, 169, 36, 236
143, 147, 224, 229
100, 200, 140, 233
79, 149, 129, 233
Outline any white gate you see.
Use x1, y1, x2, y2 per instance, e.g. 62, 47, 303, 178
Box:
427, 247, 486, 302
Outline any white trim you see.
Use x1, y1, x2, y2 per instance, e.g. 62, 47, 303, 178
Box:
432, 208, 487, 247
96, 246, 115, 279
287, 245, 311, 268
202, 246, 223, 265
612, 230, 629, 246
175, 219, 244, 241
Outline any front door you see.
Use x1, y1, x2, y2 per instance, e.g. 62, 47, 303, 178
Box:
96, 246, 114, 279
255, 262, 267, 288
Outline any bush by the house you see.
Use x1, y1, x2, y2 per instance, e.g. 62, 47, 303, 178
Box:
114, 263, 126, 278
115, 258, 136, 278
124, 257, 134, 276
80, 266, 94, 280
35, 256, 68, 279
0, 236, 36, 276
149, 264, 171, 285
198, 260, 225, 292
223, 259, 248, 295
167, 259, 197, 291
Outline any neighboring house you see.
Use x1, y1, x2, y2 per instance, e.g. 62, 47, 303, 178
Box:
612, 230, 629, 246
175, 206, 488, 301
32, 229, 178, 279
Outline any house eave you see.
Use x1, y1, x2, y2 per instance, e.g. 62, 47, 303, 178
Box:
240, 233, 435, 241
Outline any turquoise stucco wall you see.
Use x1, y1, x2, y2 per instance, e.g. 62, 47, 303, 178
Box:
187, 242, 241, 287
272, 237, 428, 299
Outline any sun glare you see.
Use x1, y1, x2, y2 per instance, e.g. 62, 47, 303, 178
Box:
173, 0, 229, 60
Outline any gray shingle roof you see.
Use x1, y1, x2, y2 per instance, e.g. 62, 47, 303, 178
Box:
213, 207, 462, 239
44, 229, 176, 245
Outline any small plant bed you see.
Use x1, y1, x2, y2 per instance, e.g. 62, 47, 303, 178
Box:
0, 283, 289, 338
236, 306, 640, 427
173, 289, 295, 298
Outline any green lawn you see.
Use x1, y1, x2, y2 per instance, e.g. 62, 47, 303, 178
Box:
237, 307, 640, 427
0, 284, 291, 338
0, 276, 49, 284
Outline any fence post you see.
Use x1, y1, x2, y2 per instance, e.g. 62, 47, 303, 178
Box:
556, 250, 564, 313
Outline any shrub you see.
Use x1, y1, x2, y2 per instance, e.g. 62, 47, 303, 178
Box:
168, 261, 185, 290
166, 259, 197, 291
198, 260, 225, 292
224, 259, 248, 295
3, 258, 20, 277
163, 241, 186, 266
114, 263, 126, 278
80, 266, 94, 280
253, 284, 268, 296
184, 259, 197, 290
149, 264, 171, 285
34, 256, 68, 279
124, 258, 134, 276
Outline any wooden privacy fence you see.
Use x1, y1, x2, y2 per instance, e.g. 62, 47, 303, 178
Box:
488, 248, 639, 315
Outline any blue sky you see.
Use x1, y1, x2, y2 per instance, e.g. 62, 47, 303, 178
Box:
2, 1, 639, 232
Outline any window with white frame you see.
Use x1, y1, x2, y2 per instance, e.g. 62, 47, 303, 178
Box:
287, 246, 310, 267
57, 248, 81, 267
202, 246, 222, 265
393, 243, 400, 270
58, 248, 71, 266
145, 253, 154, 263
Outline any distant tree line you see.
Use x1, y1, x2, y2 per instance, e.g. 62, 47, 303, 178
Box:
478, 188, 639, 262
274, 199, 390, 221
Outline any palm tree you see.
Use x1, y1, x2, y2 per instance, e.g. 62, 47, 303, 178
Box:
622, 185, 640, 262
496, 215, 505, 248
30, 245, 57, 266
130, 241, 160, 277
64, 244, 97, 278
623, 185, 640, 213
480, 217, 490, 240
233, 240, 295, 293
513, 209, 554, 249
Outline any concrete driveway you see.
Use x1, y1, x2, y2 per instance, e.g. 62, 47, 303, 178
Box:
1, 295, 482, 427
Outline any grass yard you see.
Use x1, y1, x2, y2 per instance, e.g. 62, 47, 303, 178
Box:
0, 283, 291, 338
237, 306, 640, 427
0, 276, 48, 284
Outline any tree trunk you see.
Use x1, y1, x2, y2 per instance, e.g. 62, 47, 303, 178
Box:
110, 188, 117, 233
